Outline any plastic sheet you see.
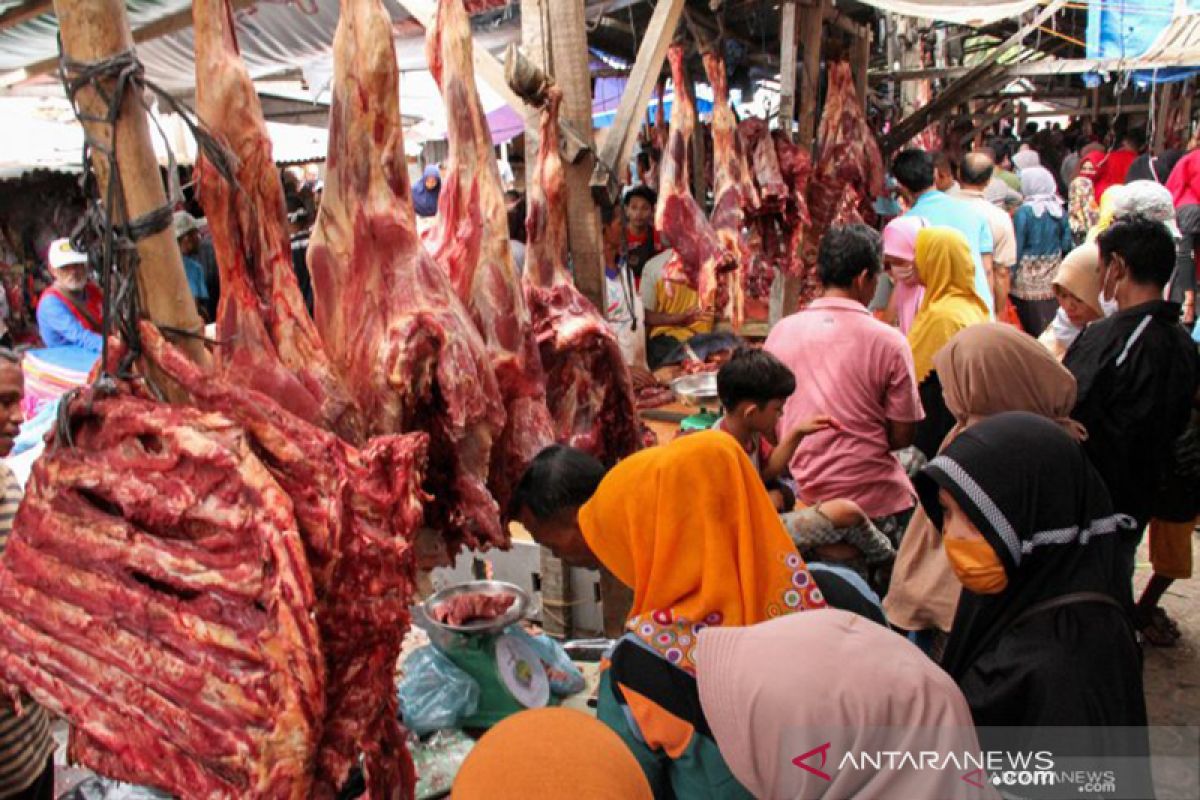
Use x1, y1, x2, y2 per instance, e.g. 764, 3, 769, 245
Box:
397, 646, 480, 736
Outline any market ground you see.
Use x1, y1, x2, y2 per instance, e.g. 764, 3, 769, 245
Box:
1138, 532, 1200, 799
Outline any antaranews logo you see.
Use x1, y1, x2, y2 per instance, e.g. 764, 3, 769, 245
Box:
791, 743, 1060, 789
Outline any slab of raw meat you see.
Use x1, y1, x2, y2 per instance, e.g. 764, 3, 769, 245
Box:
522, 87, 641, 466
655, 44, 735, 310
740, 118, 788, 213
703, 50, 759, 327
430, 592, 515, 626
138, 323, 424, 800
427, 0, 555, 512
307, 0, 506, 556
0, 390, 322, 799
192, 0, 363, 444
801, 60, 884, 297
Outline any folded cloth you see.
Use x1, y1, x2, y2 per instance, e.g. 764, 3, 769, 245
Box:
782, 505, 897, 564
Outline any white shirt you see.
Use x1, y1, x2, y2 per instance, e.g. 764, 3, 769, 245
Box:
604, 260, 647, 369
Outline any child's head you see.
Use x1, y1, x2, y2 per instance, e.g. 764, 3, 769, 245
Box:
717, 348, 796, 434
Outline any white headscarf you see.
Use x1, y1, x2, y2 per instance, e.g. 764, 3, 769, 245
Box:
1020, 166, 1064, 218
1013, 149, 1041, 171
1113, 179, 1181, 238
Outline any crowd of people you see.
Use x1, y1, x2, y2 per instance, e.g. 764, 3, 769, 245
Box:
483, 126, 1200, 799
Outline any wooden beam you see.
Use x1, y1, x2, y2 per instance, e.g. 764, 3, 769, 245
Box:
882, 0, 1067, 154
54, 0, 208, 368
873, 56, 1200, 81
960, 101, 1013, 145
851, 27, 871, 112
0, 0, 51, 32
588, 0, 684, 205
776, 1, 799, 142
1153, 82, 1174, 151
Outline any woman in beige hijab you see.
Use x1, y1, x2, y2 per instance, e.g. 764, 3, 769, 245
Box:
884, 324, 1084, 651
1038, 243, 1103, 360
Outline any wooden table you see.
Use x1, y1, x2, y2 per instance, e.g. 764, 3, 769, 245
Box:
640, 401, 699, 445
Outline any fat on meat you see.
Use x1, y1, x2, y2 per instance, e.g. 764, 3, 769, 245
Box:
523, 87, 641, 465
703, 50, 759, 328
139, 323, 425, 800
192, 0, 363, 444
655, 44, 735, 311
427, 0, 555, 512
0, 391, 322, 799
307, 0, 507, 556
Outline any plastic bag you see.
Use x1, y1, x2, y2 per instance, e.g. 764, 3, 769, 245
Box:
59, 777, 173, 800
411, 729, 476, 800
505, 626, 586, 696
397, 645, 480, 736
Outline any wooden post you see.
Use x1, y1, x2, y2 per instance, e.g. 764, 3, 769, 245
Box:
1153, 82, 1174, 152
851, 27, 871, 114
773, 0, 825, 322
1180, 78, 1195, 143
54, 0, 208, 366
777, 1, 799, 140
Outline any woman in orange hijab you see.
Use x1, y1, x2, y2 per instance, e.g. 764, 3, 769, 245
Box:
575, 431, 825, 798
510, 434, 825, 796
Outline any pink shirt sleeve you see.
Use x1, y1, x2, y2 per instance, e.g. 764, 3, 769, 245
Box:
882, 337, 925, 423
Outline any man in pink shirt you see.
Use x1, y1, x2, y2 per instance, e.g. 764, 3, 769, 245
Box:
765, 224, 924, 544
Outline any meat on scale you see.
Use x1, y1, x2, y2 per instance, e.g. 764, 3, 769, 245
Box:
655, 44, 735, 313
193, 0, 363, 444
427, 0, 556, 516
522, 86, 642, 466
307, 0, 507, 557
0, 390, 323, 799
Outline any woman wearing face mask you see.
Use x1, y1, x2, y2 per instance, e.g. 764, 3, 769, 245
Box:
1038, 243, 1103, 360
885, 324, 1083, 657
880, 215, 925, 334
915, 412, 1147, 740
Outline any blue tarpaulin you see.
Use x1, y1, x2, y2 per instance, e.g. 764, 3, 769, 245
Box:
1086, 0, 1200, 85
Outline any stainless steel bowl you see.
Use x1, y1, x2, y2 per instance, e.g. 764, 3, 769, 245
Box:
671, 372, 719, 407
416, 580, 530, 635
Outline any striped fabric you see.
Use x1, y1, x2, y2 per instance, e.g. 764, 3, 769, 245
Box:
0, 464, 55, 798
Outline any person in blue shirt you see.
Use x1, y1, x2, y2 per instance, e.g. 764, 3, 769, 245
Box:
174, 212, 210, 320
1011, 166, 1074, 336
893, 149, 995, 316
36, 238, 103, 353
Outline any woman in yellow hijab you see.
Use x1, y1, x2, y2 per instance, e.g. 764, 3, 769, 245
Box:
907, 226, 990, 458
577, 430, 825, 798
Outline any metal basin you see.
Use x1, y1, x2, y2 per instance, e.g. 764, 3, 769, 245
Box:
671, 372, 719, 407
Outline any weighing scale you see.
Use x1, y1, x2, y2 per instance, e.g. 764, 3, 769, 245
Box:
413, 581, 552, 729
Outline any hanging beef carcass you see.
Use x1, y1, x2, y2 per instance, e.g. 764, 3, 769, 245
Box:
0, 390, 323, 799
702, 50, 759, 328
655, 44, 735, 311
801, 60, 885, 296
139, 323, 425, 800
427, 0, 555, 513
773, 131, 814, 285
523, 87, 641, 466
193, 0, 363, 444
307, 0, 506, 555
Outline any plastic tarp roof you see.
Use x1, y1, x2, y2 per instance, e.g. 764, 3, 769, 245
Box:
1086, 0, 1200, 85
847, 0, 1039, 25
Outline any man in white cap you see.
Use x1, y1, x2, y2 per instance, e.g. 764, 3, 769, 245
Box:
36, 238, 103, 352
174, 211, 210, 319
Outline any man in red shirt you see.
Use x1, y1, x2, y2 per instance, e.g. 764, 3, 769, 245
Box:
1092, 129, 1145, 201
621, 186, 661, 284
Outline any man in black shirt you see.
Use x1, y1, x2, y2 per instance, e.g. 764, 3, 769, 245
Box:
1065, 214, 1200, 586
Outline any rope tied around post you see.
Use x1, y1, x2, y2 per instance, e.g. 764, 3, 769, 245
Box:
54, 40, 237, 445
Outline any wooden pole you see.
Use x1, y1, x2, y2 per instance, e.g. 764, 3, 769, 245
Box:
53, 0, 208, 366
777, 1, 799, 141
773, 0, 825, 322
1153, 82, 1174, 152
851, 27, 871, 114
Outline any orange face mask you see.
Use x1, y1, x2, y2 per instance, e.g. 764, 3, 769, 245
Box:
944, 536, 1009, 594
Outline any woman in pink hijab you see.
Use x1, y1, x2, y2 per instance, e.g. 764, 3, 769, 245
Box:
881, 215, 927, 333
697, 609, 993, 800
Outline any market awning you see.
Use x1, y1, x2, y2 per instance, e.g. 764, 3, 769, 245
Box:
848, 0, 1039, 26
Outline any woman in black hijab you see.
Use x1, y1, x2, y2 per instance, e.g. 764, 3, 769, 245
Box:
915, 412, 1151, 792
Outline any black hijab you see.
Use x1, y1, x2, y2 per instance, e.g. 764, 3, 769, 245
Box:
917, 412, 1133, 677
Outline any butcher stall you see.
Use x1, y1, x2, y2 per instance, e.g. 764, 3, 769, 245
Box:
0, 0, 1195, 797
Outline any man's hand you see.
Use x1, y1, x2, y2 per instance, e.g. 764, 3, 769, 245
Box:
791, 415, 836, 437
